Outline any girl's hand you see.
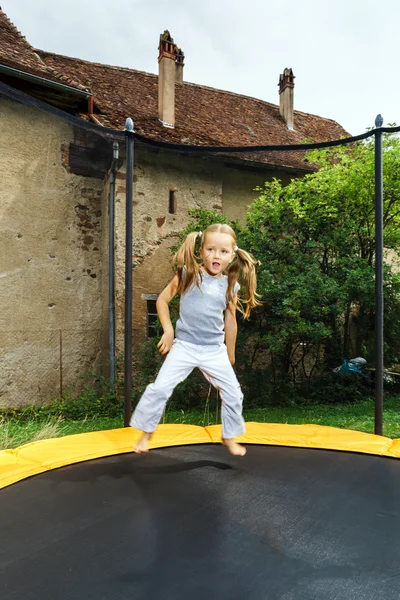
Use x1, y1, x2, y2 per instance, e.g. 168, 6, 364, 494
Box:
157, 330, 174, 355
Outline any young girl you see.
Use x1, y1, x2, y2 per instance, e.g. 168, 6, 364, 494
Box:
131, 223, 261, 456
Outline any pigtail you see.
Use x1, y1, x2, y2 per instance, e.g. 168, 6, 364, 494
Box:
173, 231, 202, 294
227, 248, 262, 320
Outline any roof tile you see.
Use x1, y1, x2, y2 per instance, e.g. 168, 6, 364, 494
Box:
39, 51, 349, 170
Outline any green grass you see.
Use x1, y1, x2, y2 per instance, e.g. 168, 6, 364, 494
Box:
1, 397, 399, 451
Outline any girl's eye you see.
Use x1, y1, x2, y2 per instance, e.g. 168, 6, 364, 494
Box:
222, 250, 227, 254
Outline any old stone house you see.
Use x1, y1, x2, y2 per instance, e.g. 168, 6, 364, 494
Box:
0, 10, 348, 407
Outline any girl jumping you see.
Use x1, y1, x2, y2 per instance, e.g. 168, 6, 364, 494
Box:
131, 223, 261, 456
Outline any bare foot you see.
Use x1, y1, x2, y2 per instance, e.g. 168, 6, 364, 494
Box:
222, 439, 247, 457
133, 432, 152, 454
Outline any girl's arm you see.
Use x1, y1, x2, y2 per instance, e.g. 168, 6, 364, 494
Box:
224, 296, 238, 365
156, 275, 179, 355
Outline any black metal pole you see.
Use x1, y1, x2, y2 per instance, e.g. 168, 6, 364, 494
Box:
124, 118, 134, 426
374, 114, 384, 435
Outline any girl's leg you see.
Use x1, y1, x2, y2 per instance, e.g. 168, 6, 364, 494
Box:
199, 345, 246, 456
131, 341, 195, 451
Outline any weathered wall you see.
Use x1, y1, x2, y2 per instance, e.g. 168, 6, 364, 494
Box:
0, 98, 106, 407
220, 163, 292, 223
1, 99, 303, 407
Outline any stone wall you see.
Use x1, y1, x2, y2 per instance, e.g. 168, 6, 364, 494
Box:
1, 100, 302, 407
0, 98, 107, 407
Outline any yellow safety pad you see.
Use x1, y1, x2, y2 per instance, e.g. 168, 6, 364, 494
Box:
0, 424, 211, 489
387, 438, 400, 458
1, 422, 399, 490
205, 422, 394, 456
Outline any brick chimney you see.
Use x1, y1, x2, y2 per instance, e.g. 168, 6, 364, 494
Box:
158, 31, 184, 128
278, 68, 295, 130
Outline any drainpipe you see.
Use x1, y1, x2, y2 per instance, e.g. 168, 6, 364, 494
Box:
88, 96, 103, 126
109, 142, 119, 391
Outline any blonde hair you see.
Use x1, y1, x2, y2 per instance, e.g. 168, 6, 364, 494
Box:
173, 223, 261, 319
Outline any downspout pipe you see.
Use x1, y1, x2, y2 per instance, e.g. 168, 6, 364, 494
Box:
88, 95, 104, 126
109, 142, 119, 391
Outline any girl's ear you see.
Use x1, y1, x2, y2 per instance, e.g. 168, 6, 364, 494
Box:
199, 240, 205, 259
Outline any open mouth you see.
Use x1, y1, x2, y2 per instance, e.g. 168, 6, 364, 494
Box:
212, 262, 220, 268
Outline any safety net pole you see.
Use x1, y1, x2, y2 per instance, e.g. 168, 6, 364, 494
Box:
374, 115, 384, 435
124, 119, 134, 426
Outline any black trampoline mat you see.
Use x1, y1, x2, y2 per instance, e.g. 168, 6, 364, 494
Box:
1, 444, 400, 600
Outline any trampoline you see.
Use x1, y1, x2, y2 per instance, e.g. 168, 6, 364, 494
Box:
1, 424, 400, 600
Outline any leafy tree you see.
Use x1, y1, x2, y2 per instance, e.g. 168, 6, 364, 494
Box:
139, 135, 400, 407
242, 132, 400, 395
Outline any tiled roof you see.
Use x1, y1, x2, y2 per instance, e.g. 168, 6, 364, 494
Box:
38, 51, 349, 171
0, 9, 349, 171
0, 9, 88, 92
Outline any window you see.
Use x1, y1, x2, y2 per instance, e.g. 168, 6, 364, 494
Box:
142, 294, 160, 338
146, 299, 159, 338
147, 300, 158, 338
169, 190, 177, 214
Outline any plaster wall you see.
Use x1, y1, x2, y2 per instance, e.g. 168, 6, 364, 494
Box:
0, 99, 106, 407
221, 164, 292, 223
1, 101, 302, 407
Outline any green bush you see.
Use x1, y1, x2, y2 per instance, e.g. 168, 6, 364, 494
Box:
1, 376, 123, 422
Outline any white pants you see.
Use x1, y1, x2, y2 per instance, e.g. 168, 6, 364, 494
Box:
130, 339, 245, 439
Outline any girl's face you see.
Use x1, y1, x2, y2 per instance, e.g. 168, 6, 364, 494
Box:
200, 232, 235, 277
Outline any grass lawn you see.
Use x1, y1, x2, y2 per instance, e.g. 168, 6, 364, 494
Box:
1, 397, 399, 451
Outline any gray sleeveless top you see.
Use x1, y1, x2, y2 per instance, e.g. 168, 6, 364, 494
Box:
175, 271, 240, 345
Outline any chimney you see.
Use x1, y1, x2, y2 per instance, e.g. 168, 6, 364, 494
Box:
158, 31, 184, 128
175, 47, 185, 83
278, 68, 295, 130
